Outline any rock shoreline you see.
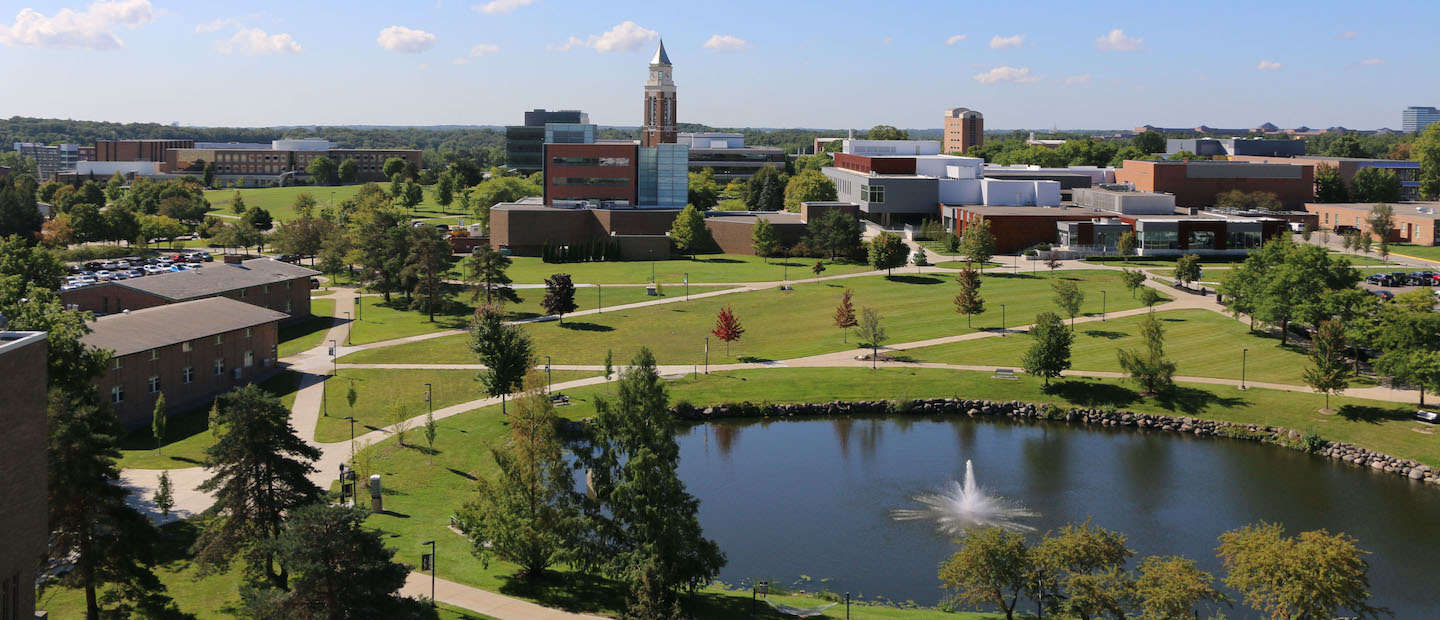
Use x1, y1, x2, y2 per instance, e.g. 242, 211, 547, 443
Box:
662, 398, 1439, 486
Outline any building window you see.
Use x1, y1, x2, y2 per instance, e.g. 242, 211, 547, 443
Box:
551, 177, 631, 186
149, 348, 159, 361
245, 327, 254, 338
148, 376, 161, 393
239, 289, 248, 299
113, 357, 124, 370
182, 341, 193, 352
244, 351, 254, 368
1141, 230, 1179, 250
215, 334, 224, 345
263, 284, 270, 294
285, 299, 293, 313
214, 358, 225, 376
111, 385, 124, 403
183, 366, 194, 384
863, 185, 885, 203
286, 280, 293, 290
1186, 230, 1216, 249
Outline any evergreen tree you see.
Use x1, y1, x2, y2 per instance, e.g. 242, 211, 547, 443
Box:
668, 204, 712, 258
954, 268, 985, 327
193, 385, 323, 589
468, 303, 535, 414
0, 182, 44, 243
750, 216, 778, 261
231, 190, 247, 215
541, 272, 578, 324
152, 392, 167, 455
154, 471, 174, 519
202, 161, 215, 187
1116, 312, 1177, 395
403, 225, 453, 321
464, 246, 515, 304
804, 209, 862, 260
1022, 312, 1073, 386
458, 372, 578, 578
744, 165, 787, 211
573, 348, 725, 618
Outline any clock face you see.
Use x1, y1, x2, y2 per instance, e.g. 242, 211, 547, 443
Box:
652, 69, 669, 81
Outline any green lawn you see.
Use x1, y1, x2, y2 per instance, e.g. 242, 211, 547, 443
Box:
278, 298, 336, 357
118, 372, 303, 470
342, 271, 1163, 366
205, 183, 466, 223
315, 368, 598, 444
348, 285, 736, 346
1389, 243, 1440, 264
483, 254, 874, 285
907, 308, 1378, 387
932, 260, 1005, 270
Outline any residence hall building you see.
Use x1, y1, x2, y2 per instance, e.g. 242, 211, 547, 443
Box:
943, 108, 984, 154
678, 132, 785, 182
60, 257, 318, 322
162, 138, 421, 185
97, 139, 195, 162
1306, 202, 1440, 245
505, 109, 589, 175
83, 298, 287, 430
0, 331, 47, 620
1230, 155, 1423, 201
1114, 160, 1314, 210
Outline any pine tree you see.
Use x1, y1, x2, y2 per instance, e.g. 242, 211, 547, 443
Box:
711, 305, 744, 356
154, 471, 174, 519
231, 190, 246, 215
1022, 312, 1073, 386
834, 288, 858, 342
152, 392, 167, 455
1304, 319, 1353, 412
464, 246, 515, 304
954, 268, 985, 327
247, 504, 413, 618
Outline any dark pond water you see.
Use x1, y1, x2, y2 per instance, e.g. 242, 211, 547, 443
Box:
672, 416, 1440, 617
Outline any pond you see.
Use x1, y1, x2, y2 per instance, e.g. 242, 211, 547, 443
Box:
673, 416, 1440, 617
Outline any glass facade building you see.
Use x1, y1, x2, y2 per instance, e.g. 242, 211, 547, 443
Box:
638, 144, 689, 207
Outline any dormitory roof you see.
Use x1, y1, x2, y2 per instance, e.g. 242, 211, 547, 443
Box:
116, 258, 318, 301
81, 297, 289, 357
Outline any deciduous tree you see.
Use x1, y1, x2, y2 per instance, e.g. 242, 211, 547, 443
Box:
858, 306, 886, 368
954, 268, 984, 327
154, 471, 174, 519
1052, 279, 1085, 326
687, 168, 721, 210
1116, 312, 1177, 395
711, 305, 744, 355
868, 231, 908, 275
938, 527, 1031, 620
1303, 319, 1352, 411
1022, 312, 1072, 386
782, 169, 837, 211
1116, 230, 1138, 261
669, 204, 712, 257
1365, 202, 1395, 261
1120, 268, 1146, 298
751, 216, 778, 261
962, 221, 997, 270
469, 303, 535, 415
1418, 123, 1440, 200
338, 158, 358, 184
542, 273, 578, 324
306, 156, 339, 185
1216, 522, 1385, 620
1173, 254, 1201, 287
1315, 163, 1349, 203
834, 288, 857, 342
1134, 556, 1226, 620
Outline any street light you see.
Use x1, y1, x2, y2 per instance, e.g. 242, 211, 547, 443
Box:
596, 284, 602, 314
324, 339, 336, 416
420, 540, 436, 607
1101, 290, 1107, 321
1240, 349, 1249, 390
649, 249, 655, 283
424, 382, 432, 415
999, 304, 1006, 337
343, 311, 351, 345
684, 272, 689, 301
704, 337, 709, 374
782, 247, 790, 283
543, 355, 552, 395
341, 416, 356, 466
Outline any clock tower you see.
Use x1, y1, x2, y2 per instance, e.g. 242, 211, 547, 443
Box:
641, 39, 677, 147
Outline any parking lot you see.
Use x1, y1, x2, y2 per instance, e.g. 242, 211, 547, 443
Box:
1360, 270, 1439, 299
62, 251, 215, 291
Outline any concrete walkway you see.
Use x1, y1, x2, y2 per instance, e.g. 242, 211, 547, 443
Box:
400, 573, 607, 620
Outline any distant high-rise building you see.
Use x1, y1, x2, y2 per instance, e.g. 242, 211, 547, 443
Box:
505, 109, 589, 175
12, 142, 61, 180
641, 39, 677, 147
943, 108, 984, 154
1403, 106, 1440, 133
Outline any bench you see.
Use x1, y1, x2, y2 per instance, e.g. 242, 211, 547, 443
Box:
992, 368, 1018, 380
550, 393, 572, 405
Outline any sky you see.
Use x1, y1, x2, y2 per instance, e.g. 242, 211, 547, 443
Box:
2, 0, 1437, 131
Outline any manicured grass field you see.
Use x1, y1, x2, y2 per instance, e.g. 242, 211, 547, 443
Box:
204, 183, 465, 223
118, 372, 303, 470
347, 285, 737, 346
932, 260, 1005, 270
487, 254, 874, 284
278, 298, 336, 357
908, 308, 1379, 387
315, 368, 599, 444
342, 271, 1163, 366
1389, 243, 1440, 264
344, 365, 1429, 620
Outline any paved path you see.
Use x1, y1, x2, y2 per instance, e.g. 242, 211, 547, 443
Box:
400, 573, 607, 620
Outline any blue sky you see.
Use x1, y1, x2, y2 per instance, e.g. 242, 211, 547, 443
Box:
2, 0, 1436, 131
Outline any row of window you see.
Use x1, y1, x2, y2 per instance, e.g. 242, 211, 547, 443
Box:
114, 328, 254, 370
551, 157, 631, 167
110, 352, 261, 403
552, 177, 631, 187
861, 185, 886, 203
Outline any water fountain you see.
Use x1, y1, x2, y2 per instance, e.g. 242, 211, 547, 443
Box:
890, 460, 1038, 533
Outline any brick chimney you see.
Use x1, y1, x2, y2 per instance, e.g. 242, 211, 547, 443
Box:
223, 254, 245, 265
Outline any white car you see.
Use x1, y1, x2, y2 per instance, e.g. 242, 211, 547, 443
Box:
95, 270, 115, 281
143, 265, 165, 275
100, 261, 119, 270
123, 268, 145, 278
115, 260, 132, 269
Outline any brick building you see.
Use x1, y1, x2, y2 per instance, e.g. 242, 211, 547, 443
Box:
1114, 160, 1315, 210
943, 107, 984, 154
1231, 155, 1422, 201
543, 143, 642, 206
82, 298, 287, 430
96, 139, 195, 162
164, 139, 421, 184
0, 331, 47, 620
490, 201, 680, 256
61, 258, 317, 321
1305, 202, 1440, 245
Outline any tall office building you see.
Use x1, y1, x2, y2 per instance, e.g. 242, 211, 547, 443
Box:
12, 143, 61, 180
641, 40, 677, 147
1403, 106, 1440, 133
506, 109, 589, 175
943, 108, 984, 154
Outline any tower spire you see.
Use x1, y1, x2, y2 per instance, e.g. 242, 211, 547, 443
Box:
651, 38, 670, 65
642, 36, 676, 146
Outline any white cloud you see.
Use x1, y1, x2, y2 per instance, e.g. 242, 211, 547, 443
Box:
973, 66, 1040, 84
472, 0, 534, 14
944, 34, 967, 46
1094, 28, 1142, 51
1256, 60, 1282, 70
452, 57, 470, 65
469, 42, 499, 56
703, 34, 747, 52
0, 0, 155, 51
989, 34, 1025, 49
377, 25, 436, 53
548, 20, 656, 53
1337, 30, 1358, 39
1063, 74, 1092, 85
1361, 58, 1384, 65
194, 17, 232, 33
214, 27, 301, 55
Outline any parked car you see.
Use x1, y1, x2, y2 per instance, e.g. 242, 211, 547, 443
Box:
115, 260, 132, 269
310, 277, 321, 289
435, 224, 450, 232
123, 268, 145, 278
274, 254, 297, 263
100, 261, 119, 270
1365, 274, 1389, 285
83, 261, 103, 271
1416, 410, 1439, 424
1372, 290, 1395, 301
143, 265, 165, 275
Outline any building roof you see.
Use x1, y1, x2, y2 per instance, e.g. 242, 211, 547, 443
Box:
115, 258, 318, 302
947, 205, 1105, 216
705, 212, 807, 225
651, 39, 670, 65
81, 297, 288, 357
1306, 202, 1440, 220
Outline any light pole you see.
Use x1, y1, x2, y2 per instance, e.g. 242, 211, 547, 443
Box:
344, 311, 351, 345
782, 248, 789, 283
342, 416, 356, 457
596, 284, 602, 314
704, 337, 709, 374
1240, 348, 1248, 390
543, 355, 552, 394
649, 249, 655, 283
999, 304, 1006, 337
324, 339, 336, 416
1101, 290, 1107, 321
420, 540, 436, 607
424, 382, 432, 415
355, 293, 362, 320
684, 272, 689, 301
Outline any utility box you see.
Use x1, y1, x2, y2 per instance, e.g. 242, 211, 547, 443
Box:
369, 474, 383, 513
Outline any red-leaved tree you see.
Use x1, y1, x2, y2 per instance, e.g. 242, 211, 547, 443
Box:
712, 305, 744, 355
834, 288, 858, 342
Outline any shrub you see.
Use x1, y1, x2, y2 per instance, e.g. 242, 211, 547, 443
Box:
1035, 243, 1052, 251
1300, 429, 1327, 454
1024, 249, 1038, 257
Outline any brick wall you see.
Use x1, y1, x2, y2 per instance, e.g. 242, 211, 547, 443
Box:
705, 218, 809, 254
0, 334, 46, 620
60, 277, 313, 323
957, 210, 1098, 253
1116, 161, 1315, 209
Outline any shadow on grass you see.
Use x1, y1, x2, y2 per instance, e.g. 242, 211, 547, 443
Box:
1082, 330, 1129, 340
1152, 385, 1248, 415
985, 272, 1040, 279
1336, 404, 1412, 424
447, 468, 477, 480
560, 322, 614, 332
885, 275, 946, 285
696, 257, 744, 264
496, 569, 628, 616
278, 315, 339, 348
1045, 380, 1140, 408
736, 356, 775, 364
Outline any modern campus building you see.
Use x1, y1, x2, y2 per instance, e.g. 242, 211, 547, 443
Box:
1402, 106, 1440, 133
1165, 138, 1306, 158
82, 297, 287, 429
943, 108, 984, 154
1230, 155, 1423, 201
1114, 160, 1314, 209
641, 40, 678, 147
60, 257, 318, 322
96, 139, 195, 162
0, 331, 47, 620
506, 109, 589, 175
13, 142, 61, 180
678, 132, 785, 182
1306, 202, 1440, 245
161, 138, 421, 185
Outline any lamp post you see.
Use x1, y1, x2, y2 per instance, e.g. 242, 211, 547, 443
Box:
782, 248, 789, 283
342, 416, 356, 466
596, 284, 602, 314
543, 355, 552, 394
420, 540, 436, 607
424, 382, 432, 415
684, 272, 689, 301
649, 249, 655, 283
999, 304, 1006, 337
324, 339, 336, 416
704, 337, 709, 374
355, 293, 362, 320
343, 311, 351, 345
1101, 290, 1107, 321
1240, 348, 1248, 390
